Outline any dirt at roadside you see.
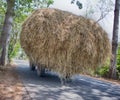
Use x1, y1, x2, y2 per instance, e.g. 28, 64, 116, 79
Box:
0, 64, 30, 100
82, 74, 120, 85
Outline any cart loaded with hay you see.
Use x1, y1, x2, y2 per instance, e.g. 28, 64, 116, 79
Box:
20, 8, 111, 84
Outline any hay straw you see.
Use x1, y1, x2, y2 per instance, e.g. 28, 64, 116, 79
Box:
20, 8, 111, 77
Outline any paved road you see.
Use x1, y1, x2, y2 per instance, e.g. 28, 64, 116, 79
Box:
15, 60, 120, 100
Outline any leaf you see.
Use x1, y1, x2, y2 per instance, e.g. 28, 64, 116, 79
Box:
76, 1, 82, 9
71, 0, 75, 4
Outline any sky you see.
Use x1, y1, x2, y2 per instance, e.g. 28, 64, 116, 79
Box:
50, 0, 120, 41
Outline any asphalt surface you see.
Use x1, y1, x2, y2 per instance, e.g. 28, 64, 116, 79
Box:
15, 60, 120, 100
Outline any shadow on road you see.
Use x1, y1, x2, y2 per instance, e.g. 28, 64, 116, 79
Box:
15, 60, 120, 100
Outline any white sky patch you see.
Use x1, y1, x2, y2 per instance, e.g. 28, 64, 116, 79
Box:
50, 0, 81, 15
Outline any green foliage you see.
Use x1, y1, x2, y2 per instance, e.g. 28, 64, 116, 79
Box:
0, 0, 6, 34
96, 43, 120, 79
96, 60, 110, 77
96, 66, 109, 77
8, 42, 20, 62
31, 0, 54, 8
71, 0, 82, 9
0, 0, 54, 62
47, 0, 54, 7
117, 43, 120, 78
8, 22, 21, 62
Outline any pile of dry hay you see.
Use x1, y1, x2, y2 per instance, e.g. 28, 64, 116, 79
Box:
20, 8, 111, 77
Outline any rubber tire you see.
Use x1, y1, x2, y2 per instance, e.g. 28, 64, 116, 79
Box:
30, 63, 36, 71
37, 67, 45, 77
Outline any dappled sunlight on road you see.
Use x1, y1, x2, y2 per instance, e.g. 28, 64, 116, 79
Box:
15, 60, 120, 100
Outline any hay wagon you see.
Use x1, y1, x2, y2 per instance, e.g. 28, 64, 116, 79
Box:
20, 8, 111, 83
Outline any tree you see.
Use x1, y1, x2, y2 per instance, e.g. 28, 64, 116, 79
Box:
8, 0, 54, 62
71, 0, 114, 22
0, 0, 15, 65
33, 0, 54, 8
8, 23, 20, 62
109, 0, 120, 79
96, 0, 114, 22
0, 0, 54, 66
71, 0, 82, 9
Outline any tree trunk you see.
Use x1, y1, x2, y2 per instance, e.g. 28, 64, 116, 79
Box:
0, 0, 15, 65
109, 0, 120, 79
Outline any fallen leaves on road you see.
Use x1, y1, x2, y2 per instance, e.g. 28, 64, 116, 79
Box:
0, 64, 30, 100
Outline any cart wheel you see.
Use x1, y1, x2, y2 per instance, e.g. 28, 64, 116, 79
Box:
37, 67, 45, 77
30, 63, 36, 71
